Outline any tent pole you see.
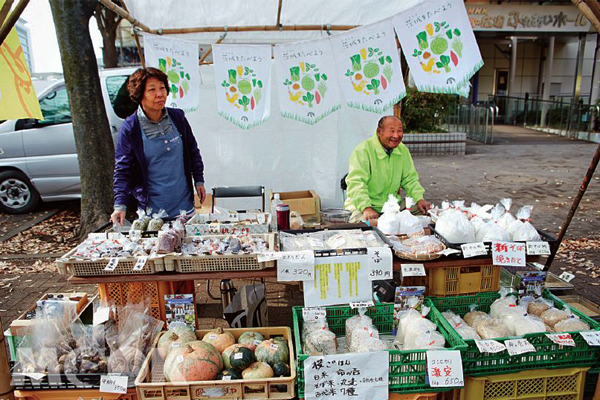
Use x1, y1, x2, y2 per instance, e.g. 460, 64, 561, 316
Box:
276, 0, 283, 27
0, 0, 28, 46
119, 0, 145, 68
98, 0, 155, 34
159, 24, 358, 35
0, 0, 14, 34
199, 32, 226, 65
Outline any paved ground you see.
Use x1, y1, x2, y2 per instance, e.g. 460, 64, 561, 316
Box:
0, 124, 599, 333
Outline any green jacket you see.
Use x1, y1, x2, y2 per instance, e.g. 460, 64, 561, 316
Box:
344, 132, 425, 214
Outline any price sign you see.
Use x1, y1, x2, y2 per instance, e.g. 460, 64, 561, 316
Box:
559, 272, 575, 283
100, 375, 128, 394
269, 343, 279, 351
461, 242, 487, 258
133, 256, 148, 271
257, 252, 279, 262
475, 339, 506, 354
426, 350, 464, 387
104, 257, 119, 271
277, 250, 315, 281
302, 307, 327, 321
350, 300, 375, 309
505, 339, 536, 356
88, 233, 107, 241
492, 241, 525, 267
367, 247, 393, 281
401, 264, 426, 277
171, 342, 180, 348
234, 352, 244, 360
580, 331, 600, 346
545, 333, 575, 347
527, 241, 551, 255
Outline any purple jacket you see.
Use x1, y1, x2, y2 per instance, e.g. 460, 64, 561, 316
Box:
113, 107, 204, 209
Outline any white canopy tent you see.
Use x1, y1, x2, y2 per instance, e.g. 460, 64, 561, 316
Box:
119, 0, 425, 210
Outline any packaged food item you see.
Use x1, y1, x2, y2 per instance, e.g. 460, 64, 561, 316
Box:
527, 297, 553, 317
553, 317, 590, 333
475, 221, 511, 242
378, 194, 401, 235
345, 310, 374, 352
148, 209, 168, 231
130, 208, 151, 232
302, 313, 337, 355
355, 336, 389, 353
463, 309, 489, 328
442, 311, 480, 340
475, 318, 511, 339
509, 206, 541, 241
540, 307, 570, 329
398, 197, 424, 236
513, 314, 547, 336
490, 288, 518, 319
497, 198, 516, 230
395, 307, 437, 347
435, 208, 475, 243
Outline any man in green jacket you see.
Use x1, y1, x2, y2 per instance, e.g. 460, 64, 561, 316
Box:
344, 115, 431, 222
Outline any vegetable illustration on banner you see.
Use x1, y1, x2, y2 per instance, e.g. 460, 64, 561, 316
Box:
143, 34, 200, 112
331, 18, 405, 113
274, 38, 341, 125
213, 45, 272, 129
393, 0, 483, 96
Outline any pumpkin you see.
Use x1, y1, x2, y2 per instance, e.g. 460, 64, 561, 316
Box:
237, 331, 265, 351
157, 326, 197, 359
255, 339, 289, 367
217, 368, 243, 380
242, 361, 274, 380
202, 327, 235, 353
164, 340, 223, 382
230, 347, 255, 371
272, 362, 290, 377
222, 343, 252, 369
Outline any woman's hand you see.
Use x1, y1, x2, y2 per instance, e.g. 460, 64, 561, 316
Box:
196, 185, 206, 204
111, 210, 126, 226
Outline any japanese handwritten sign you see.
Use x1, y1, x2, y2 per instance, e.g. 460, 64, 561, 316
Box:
492, 241, 525, 267
579, 331, 600, 346
100, 375, 128, 394
304, 351, 388, 400
526, 241, 551, 255
133, 256, 148, 271
277, 250, 315, 281
475, 339, 506, 354
505, 339, 536, 356
461, 242, 487, 258
367, 247, 393, 281
104, 257, 119, 271
545, 333, 575, 347
350, 300, 375, 309
426, 350, 464, 387
401, 263, 426, 277
302, 307, 327, 321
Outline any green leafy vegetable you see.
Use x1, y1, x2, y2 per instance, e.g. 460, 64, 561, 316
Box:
254, 88, 261, 105
454, 28, 461, 37
383, 65, 393, 83
317, 81, 327, 98
386, 55, 392, 63
379, 56, 385, 65
367, 79, 381, 95
159, 59, 167, 72
238, 95, 250, 111
315, 73, 320, 82
439, 55, 451, 73
417, 31, 428, 50
228, 69, 237, 85
452, 38, 463, 58
258, 80, 263, 88
302, 92, 315, 107
290, 66, 300, 82
221, 80, 229, 87
322, 74, 328, 81
446, 29, 453, 40
350, 54, 362, 72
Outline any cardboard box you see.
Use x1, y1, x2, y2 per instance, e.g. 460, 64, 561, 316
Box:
269, 190, 321, 223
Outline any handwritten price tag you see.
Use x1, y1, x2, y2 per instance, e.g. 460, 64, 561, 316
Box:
277, 250, 315, 281
401, 264, 426, 277
492, 241, 526, 267
475, 339, 506, 354
527, 241, 551, 255
427, 350, 464, 387
350, 300, 375, 309
367, 247, 393, 281
104, 257, 119, 271
580, 331, 600, 346
88, 233, 107, 241
461, 242, 487, 258
505, 339, 536, 356
133, 256, 148, 271
545, 333, 575, 347
302, 307, 327, 321
100, 375, 128, 394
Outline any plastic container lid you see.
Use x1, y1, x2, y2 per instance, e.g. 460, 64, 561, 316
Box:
276, 203, 290, 211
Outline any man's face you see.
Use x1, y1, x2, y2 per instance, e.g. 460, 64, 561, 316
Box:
377, 117, 403, 150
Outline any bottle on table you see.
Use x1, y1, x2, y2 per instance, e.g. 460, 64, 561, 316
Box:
270, 193, 284, 231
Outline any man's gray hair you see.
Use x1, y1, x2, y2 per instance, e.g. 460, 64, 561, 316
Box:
377, 115, 401, 129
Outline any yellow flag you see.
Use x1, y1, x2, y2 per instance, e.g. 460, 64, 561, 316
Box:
0, 18, 43, 120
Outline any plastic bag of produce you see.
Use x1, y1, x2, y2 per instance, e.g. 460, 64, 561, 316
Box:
148, 209, 168, 231
378, 194, 401, 235
490, 288, 518, 319
554, 316, 590, 332
404, 328, 446, 350
514, 314, 547, 336
435, 208, 475, 243
398, 197, 424, 236
475, 220, 511, 242
355, 336, 389, 352
442, 311, 480, 340
498, 198, 516, 230
395, 307, 437, 347
525, 297, 553, 317
541, 307, 572, 329
303, 313, 337, 355
509, 206, 541, 241
345, 308, 374, 351
476, 317, 511, 339
130, 208, 152, 232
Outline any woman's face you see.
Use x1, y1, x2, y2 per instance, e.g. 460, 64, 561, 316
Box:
141, 77, 167, 114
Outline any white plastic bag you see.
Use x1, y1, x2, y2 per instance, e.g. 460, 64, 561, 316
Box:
396, 307, 437, 347
498, 198, 516, 230
398, 197, 424, 236
509, 206, 541, 241
514, 314, 547, 336
435, 209, 475, 243
442, 311, 480, 340
378, 194, 401, 235
476, 221, 511, 242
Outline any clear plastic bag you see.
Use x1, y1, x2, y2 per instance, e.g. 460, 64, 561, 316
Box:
498, 198, 516, 230
378, 194, 401, 235
510, 206, 541, 241
442, 311, 480, 340
476, 318, 511, 339
476, 221, 511, 242
435, 208, 475, 243
130, 208, 151, 232
404, 329, 446, 350
395, 307, 437, 347
554, 317, 590, 333
513, 314, 547, 336
355, 336, 388, 353
490, 288, 518, 319
541, 307, 571, 329
526, 297, 553, 317
398, 198, 424, 236
148, 209, 168, 231
345, 309, 374, 352
304, 327, 338, 355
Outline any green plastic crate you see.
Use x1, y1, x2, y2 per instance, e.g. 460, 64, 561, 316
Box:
292, 300, 468, 398
585, 367, 599, 396
431, 290, 600, 377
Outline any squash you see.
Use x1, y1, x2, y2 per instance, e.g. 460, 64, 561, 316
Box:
164, 340, 223, 382
217, 368, 243, 380
202, 327, 235, 353
255, 339, 289, 367
221, 343, 251, 369
242, 361, 274, 380
237, 331, 265, 351
157, 326, 197, 359
272, 362, 290, 377
230, 347, 255, 371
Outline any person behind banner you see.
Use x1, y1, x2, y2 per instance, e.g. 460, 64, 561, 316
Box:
344, 115, 431, 222
110, 67, 205, 225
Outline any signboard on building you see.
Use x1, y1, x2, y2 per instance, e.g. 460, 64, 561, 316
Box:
467, 4, 590, 32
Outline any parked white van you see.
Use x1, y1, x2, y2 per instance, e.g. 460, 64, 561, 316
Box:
0, 67, 137, 214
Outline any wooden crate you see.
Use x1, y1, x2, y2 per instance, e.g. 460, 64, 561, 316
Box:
56, 251, 166, 277
402, 263, 501, 296
14, 388, 137, 400
136, 327, 295, 400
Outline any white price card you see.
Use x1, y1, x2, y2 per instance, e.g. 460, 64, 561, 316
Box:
559, 272, 575, 283
545, 333, 575, 347
277, 250, 315, 281
93, 307, 111, 326
527, 241, 551, 255
304, 351, 388, 400
88, 233, 107, 241
475, 339, 506, 354
367, 247, 393, 281
302, 307, 327, 321
257, 252, 280, 262
133, 256, 148, 271
461, 242, 487, 258
350, 300, 375, 309
100, 375, 128, 394
580, 331, 600, 346
426, 350, 464, 387
505, 339, 536, 356
104, 257, 119, 271
401, 263, 426, 277
492, 241, 526, 267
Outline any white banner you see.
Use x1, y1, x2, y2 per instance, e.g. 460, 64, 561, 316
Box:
143, 34, 200, 112
393, 0, 483, 96
331, 19, 406, 114
212, 45, 272, 129
274, 38, 341, 125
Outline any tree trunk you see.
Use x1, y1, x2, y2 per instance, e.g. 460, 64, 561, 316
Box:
101, 28, 118, 68
94, 2, 122, 68
50, 0, 114, 238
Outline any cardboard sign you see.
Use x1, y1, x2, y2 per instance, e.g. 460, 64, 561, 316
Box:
401, 264, 426, 277
545, 333, 575, 347
426, 350, 464, 387
475, 339, 506, 354
133, 256, 148, 271
100, 375, 128, 394
302, 307, 327, 321
580, 331, 600, 346
104, 257, 119, 271
367, 247, 393, 281
492, 241, 525, 267
350, 300, 375, 309
277, 250, 315, 281
505, 339, 536, 356
559, 272, 575, 283
93, 307, 111, 326
526, 241, 551, 255
461, 242, 487, 258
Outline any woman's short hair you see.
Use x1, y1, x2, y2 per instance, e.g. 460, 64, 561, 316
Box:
127, 67, 170, 103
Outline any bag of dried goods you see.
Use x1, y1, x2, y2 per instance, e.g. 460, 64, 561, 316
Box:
497, 198, 516, 230
553, 316, 590, 333
513, 314, 547, 336
148, 209, 168, 231
509, 206, 541, 241
526, 297, 553, 317
540, 307, 571, 329
442, 311, 480, 340
435, 208, 475, 243
398, 197, 424, 236
378, 194, 401, 235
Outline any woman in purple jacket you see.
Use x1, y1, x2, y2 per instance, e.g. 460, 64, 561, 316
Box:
110, 67, 205, 225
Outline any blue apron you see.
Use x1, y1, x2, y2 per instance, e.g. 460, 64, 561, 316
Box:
141, 120, 193, 219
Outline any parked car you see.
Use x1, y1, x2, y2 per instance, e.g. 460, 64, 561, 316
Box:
0, 67, 137, 214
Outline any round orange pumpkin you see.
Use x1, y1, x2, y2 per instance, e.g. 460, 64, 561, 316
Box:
202, 327, 235, 353
157, 326, 197, 359
164, 341, 223, 382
